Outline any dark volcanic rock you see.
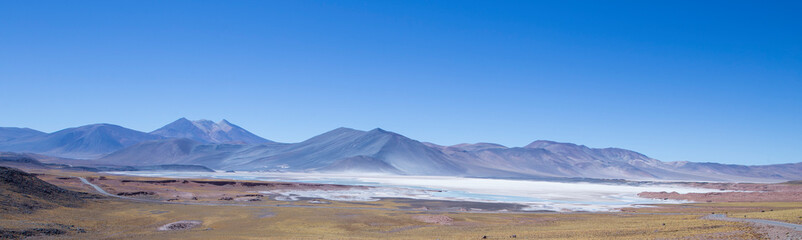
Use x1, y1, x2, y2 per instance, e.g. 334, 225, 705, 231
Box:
157, 220, 203, 231
0, 166, 91, 214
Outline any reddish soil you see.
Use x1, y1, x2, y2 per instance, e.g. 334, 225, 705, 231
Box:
412, 215, 454, 225
639, 182, 802, 202
37, 174, 370, 202
752, 223, 802, 239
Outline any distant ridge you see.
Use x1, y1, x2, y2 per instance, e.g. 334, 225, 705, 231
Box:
1, 120, 801, 182
0, 118, 271, 159
230, 127, 465, 175
98, 127, 802, 182
0, 127, 45, 142
0, 124, 161, 159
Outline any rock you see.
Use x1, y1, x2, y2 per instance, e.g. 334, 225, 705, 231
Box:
158, 221, 202, 231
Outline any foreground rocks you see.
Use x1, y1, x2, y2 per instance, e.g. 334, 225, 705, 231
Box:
158, 221, 203, 231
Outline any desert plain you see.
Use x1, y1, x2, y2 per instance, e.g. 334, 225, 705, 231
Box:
2, 166, 801, 240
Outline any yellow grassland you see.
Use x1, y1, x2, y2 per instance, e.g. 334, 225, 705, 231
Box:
1, 168, 795, 239
0, 199, 767, 239
731, 208, 802, 225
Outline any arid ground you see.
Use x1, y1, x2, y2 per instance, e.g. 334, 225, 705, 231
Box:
2, 166, 801, 239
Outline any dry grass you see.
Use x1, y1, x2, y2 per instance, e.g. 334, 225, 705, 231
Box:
1, 168, 794, 239
731, 208, 802, 225
0, 199, 767, 239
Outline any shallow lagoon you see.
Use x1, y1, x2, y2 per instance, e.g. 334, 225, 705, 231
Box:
108, 171, 724, 211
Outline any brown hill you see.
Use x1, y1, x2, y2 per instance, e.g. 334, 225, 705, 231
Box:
0, 166, 90, 214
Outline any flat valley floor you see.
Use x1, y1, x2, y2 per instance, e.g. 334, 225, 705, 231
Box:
2, 168, 801, 239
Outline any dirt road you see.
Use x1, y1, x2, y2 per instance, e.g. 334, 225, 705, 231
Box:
704, 214, 802, 231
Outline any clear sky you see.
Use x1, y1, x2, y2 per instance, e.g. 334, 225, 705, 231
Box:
1, 1, 800, 165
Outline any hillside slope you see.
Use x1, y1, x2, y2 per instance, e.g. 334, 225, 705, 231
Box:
0, 167, 89, 214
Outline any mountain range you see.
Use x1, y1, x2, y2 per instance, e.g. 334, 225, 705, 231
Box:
0, 124, 161, 159
1, 118, 800, 182
151, 118, 272, 144
0, 119, 270, 159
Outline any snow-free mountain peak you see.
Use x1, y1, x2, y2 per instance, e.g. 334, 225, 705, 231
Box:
151, 118, 271, 144
524, 140, 581, 149
225, 126, 465, 175
0, 123, 160, 159
0, 127, 46, 142
3, 121, 801, 182
217, 119, 234, 132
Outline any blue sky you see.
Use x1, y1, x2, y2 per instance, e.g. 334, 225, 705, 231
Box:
1, 1, 800, 165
